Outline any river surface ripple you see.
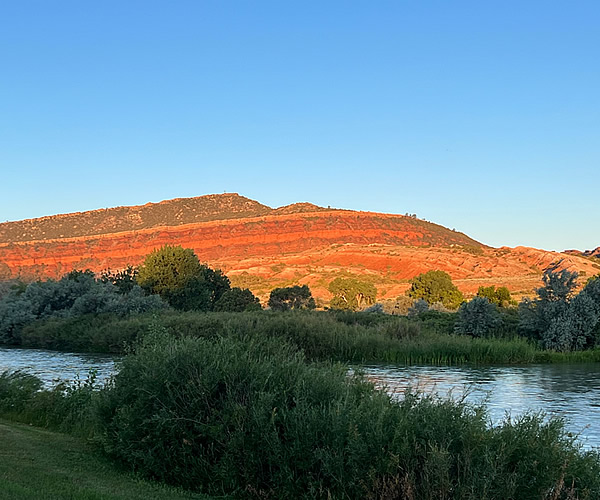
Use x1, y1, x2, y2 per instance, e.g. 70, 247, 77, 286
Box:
2, 348, 599, 449
361, 363, 600, 449
0, 347, 117, 387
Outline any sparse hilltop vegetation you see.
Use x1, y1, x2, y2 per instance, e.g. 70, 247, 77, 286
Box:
1, 193, 599, 302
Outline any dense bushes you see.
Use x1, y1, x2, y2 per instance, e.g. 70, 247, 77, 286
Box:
18, 309, 599, 365
0, 370, 99, 436
3, 335, 599, 498
520, 266, 600, 351
476, 285, 515, 306
0, 271, 166, 344
90, 334, 600, 498
268, 285, 316, 311
214, 287, 262, 312
455, 297, 501, 337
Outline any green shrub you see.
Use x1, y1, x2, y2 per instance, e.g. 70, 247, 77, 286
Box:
455, 297, 501, 338
268, 285, 316, 311
95, 334, 600, 499
407, 270, 464, 309
476, 285, 516, 307
0, 369, 100, 436
0, 371, 42, 413
214, 287, 261, 312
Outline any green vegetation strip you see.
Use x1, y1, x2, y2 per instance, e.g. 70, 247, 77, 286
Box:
18, 310, 600, 365
0, 419, 212, 500
2, 333, 600, 498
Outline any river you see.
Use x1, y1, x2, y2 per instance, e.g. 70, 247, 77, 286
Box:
0, 347, 117, 387
1, 347, 599, 448
361, 363, 600, 449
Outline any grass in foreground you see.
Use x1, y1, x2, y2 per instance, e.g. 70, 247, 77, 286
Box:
0, 419, 213, 500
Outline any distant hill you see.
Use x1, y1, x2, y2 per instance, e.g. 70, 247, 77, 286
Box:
0, 193, 273, 243
0, 193, 598, 302
565, 247, 600, 260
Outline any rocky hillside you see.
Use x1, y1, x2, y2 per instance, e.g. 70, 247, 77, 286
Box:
0, 193, 597, 302
565, 247, 600, 260
0, 194, 273, 243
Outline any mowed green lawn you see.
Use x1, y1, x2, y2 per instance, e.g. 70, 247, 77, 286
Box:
0, 419, 215, 500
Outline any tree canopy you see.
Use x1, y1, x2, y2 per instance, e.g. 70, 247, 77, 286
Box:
136, 245, 230, 311
268, 285, 316, 311
407, 270, 464, 309
214, 287, 262, 312
476, 285, 514, 307
519, 264, 600, 351
328, 278, 376, 311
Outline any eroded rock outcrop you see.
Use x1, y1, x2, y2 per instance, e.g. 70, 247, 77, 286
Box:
0, 193, 597, 302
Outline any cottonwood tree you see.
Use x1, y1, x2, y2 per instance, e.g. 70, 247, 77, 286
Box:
268, 285, 316, 311
407, 270, 464, 310
137, 245, 230, 311
328, 278, 376, 311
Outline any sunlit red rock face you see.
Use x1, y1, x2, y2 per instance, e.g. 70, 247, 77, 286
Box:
0, 194, 597, 302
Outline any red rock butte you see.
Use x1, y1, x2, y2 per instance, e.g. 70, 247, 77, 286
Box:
0, 193, 598, 302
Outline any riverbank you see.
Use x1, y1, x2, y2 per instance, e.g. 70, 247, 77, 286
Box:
0, 419, 212, 499
3, 333, 600, 498
15, 310, 600, 365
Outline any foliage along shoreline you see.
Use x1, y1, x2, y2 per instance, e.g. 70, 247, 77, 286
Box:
0, 244, 598, 366
8, 309, 600, 366
2, 333, 600, 499
2, 245, 600, 498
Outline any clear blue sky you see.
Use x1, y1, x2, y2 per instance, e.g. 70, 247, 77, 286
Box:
1, 1, 598, 251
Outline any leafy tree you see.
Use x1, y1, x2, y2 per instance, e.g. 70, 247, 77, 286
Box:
519, 263, 600, 351
0, 270, 166, 344
519, 264, 578, 342
268, 285, 316, 311
0, 297, 35, 343
407, 298, 429, 317
455, 297, 501, 338
136, 245, 230, 311
328, 278, 376, 311
100, 266, 138, 294
137, 246, 204, 297
407, 270, 464, 310
214, 287, 262, 312
476, 285, 515, 307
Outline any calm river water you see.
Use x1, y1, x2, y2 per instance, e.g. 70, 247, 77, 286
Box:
0, 347, 117, 387
362, 363, 600, 449
1, 347, 599, 448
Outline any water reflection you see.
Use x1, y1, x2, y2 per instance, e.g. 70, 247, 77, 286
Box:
0, 347, 117, 387
2, 347, 599, 449
361, 363, 600, 449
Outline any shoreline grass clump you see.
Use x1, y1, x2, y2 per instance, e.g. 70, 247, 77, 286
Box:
16, 309, 600, 365
3, 332, 600, 498
93, 333, 600, 499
